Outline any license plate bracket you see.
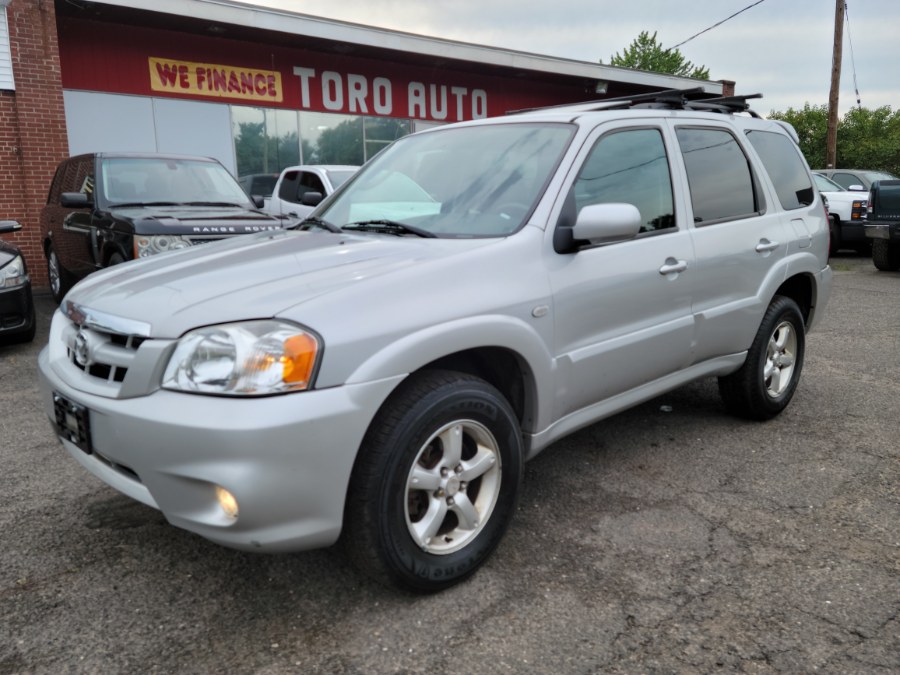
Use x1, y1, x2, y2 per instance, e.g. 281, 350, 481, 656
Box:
53, 392, 92, 454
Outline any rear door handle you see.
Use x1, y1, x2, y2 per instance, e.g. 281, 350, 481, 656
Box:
755, 239, 779, 253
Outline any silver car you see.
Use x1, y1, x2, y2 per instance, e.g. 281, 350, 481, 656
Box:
39, 90, 832, 591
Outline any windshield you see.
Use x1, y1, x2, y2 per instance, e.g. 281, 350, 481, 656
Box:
814, 174, 845, 192
100, 157, 253, 207
864, 171, 898, 183
317, 123, 575, 237
327, 170, 356, 189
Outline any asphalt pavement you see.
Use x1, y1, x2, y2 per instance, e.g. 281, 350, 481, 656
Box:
1, 253, 897, 673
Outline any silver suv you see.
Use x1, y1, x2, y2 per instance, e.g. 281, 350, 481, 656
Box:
38, 89, 833, 591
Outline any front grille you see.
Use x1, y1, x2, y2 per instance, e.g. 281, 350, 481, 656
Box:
65, 323, 147, 385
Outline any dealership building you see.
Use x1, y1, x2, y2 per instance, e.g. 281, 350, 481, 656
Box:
0, 0, 732, 287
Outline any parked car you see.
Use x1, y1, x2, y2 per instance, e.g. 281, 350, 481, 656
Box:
864, 179, 900, 271
812, 173, 868, 253
0, 220, 36, 344
38, 89, 832, 592
814, 169, 898, 191
40, 153, 285, 303
265, 165, 358, 219
237, 172, 279, 211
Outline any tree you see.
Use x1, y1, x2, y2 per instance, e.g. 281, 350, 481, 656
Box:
607, 31, 710, 80
769, 104, 900, 175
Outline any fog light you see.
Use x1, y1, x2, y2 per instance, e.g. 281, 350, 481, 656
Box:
215, 486, 239, 519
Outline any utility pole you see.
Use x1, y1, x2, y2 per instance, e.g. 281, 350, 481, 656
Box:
826, 0, 844, 169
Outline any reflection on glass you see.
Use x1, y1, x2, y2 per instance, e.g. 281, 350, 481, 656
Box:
319, 122, 574, 237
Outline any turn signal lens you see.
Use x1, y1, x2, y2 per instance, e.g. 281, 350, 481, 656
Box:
282, 334, 318, 384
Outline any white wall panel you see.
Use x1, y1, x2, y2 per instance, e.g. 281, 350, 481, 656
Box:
63, 91, 156, 155
0, 8, 16, 91
152, 98, 236, 174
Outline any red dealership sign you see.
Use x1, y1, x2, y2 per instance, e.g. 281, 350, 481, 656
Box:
58, 18, 590, 120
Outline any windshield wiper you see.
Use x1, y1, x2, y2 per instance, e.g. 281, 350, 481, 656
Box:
181, 201, 246, 207
289, 216, 343, 233
343, 219, 437, 238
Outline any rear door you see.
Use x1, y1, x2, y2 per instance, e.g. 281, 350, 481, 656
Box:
672, 122, 809, 362
46, 156, 97, 277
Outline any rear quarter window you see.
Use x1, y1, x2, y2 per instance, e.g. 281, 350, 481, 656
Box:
746, 130, 814, 210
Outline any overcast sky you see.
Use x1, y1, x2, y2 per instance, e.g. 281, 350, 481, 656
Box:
248, 0, 898, 117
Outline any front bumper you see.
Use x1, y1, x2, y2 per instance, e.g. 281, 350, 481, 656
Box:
0, 279, 35, 339
864, 221, 900, 241
38, 342, 402, 553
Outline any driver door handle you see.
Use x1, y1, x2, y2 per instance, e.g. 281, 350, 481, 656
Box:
658, 259, 688, 275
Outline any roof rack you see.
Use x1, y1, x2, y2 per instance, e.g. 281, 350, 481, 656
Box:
508, 87, 763, 117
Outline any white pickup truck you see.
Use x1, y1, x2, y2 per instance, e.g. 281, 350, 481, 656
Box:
813, 173, 868, 253
265, 165, 358, 219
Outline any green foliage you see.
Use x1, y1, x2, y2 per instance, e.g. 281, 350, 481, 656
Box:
607, 31, 711, 80
768, 105, 900, 175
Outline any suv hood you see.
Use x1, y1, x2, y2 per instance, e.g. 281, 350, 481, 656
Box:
109, 205, 282, 234
66, 229, 498, 337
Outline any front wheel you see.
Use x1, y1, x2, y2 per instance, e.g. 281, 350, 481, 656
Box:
342, 370, 523, 592
718, 296, 806, 420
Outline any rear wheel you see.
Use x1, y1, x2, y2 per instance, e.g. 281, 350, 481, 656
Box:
872, 239, 900, 271
47, 242, 75, 305
343, 370, 523, 592
718, 296, 806, 420
828, 216, 842, 255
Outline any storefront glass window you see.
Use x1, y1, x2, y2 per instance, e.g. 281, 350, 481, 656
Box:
364, 117, 411, 161
300, 111, 362, 165
231, 106, 300, 178
233, 107, 414, 176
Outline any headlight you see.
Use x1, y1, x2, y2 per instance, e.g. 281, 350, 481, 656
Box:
135, 235, 192, 258
0, 255, 28, 288
162, 320, 320, 396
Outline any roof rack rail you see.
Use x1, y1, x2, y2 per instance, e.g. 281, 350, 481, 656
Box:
507, 87, 762, 117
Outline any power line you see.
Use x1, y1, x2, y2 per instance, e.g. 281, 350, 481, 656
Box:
669, 0, 769, 51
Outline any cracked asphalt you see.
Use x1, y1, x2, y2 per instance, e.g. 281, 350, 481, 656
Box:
1, 253, 897, 673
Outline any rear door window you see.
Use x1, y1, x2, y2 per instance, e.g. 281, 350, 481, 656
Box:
675, 127, 759, 225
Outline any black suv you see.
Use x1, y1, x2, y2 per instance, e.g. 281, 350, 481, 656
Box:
40, 153, 284, 303
864, 180, 900, 271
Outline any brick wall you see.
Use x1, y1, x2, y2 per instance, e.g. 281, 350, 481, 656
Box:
0, 0, 69, 289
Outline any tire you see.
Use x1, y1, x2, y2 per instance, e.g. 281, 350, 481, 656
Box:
342, 370, 523, 592
718, 296, 806, 421
107, 252, 126, 266
872, 239, 900, 271
828, 216, 842, 255
47, 242, 75, 305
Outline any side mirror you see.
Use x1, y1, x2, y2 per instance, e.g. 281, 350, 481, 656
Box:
572, 203, 642, 245
0, 220, 22, 234
251, 195, 265, 209
848, 184, 865, 191
61, 192, 91, 208
301, 191, 324, 207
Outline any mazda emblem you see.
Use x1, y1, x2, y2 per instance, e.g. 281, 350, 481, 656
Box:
73, 329, 91, 367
